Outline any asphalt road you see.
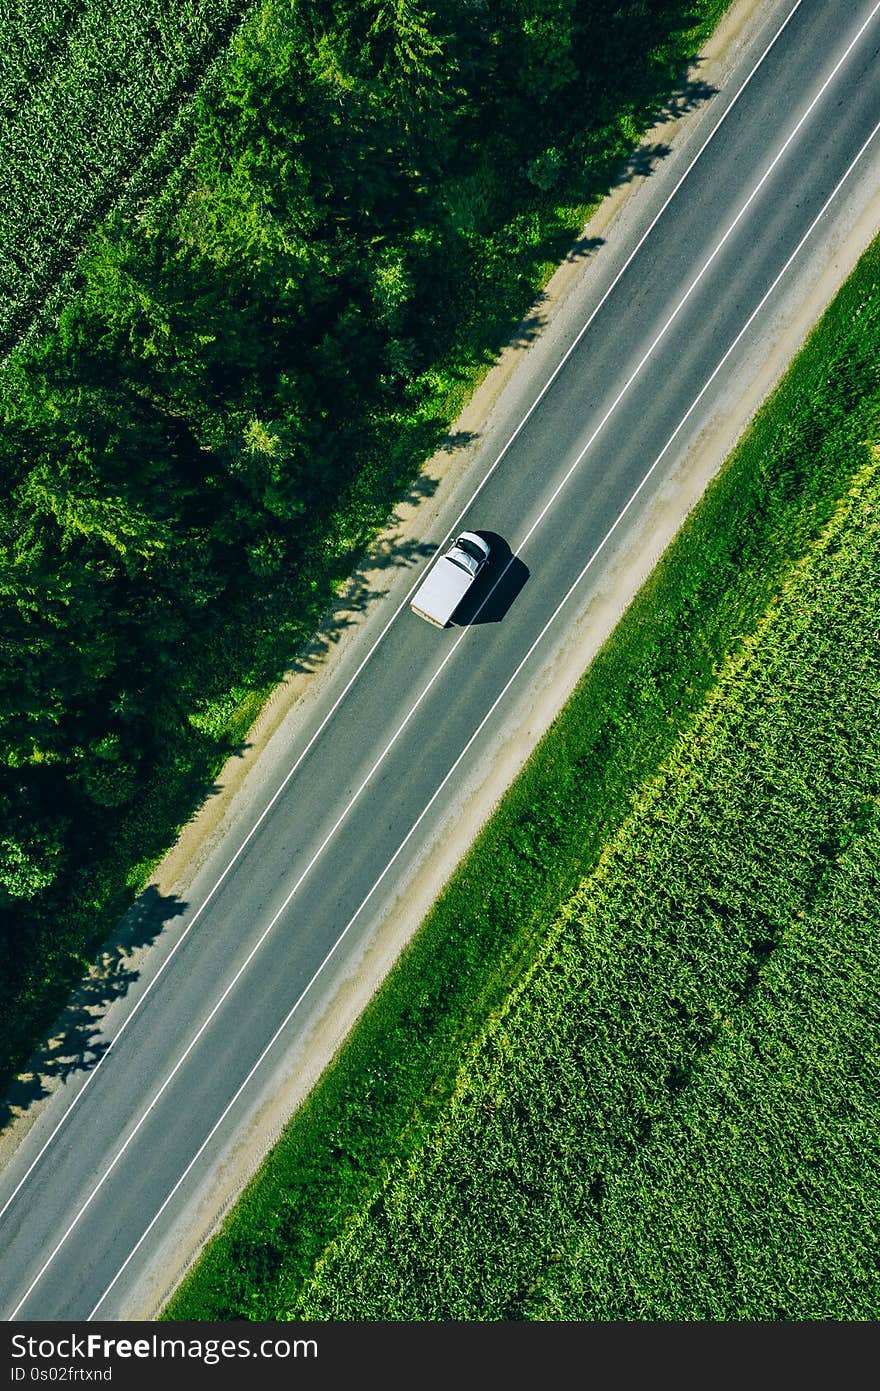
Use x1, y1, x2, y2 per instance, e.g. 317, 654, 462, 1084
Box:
2, 0, 879, 1321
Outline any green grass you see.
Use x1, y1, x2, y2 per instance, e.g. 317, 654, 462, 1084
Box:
164, 236, 880, 1320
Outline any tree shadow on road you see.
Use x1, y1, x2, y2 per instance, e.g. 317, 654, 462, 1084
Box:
0, 885, 188, 1132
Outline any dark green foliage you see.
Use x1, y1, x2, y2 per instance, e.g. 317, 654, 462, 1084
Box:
0, 0, 730, 1091
165, 240, 880, 1320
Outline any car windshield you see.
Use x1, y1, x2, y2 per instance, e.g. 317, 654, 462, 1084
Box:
456, 538, 485, 563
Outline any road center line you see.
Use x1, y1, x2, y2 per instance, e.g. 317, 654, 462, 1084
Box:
85, 113, 880, 1322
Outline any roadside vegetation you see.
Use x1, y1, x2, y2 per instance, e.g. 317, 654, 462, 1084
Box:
165, 235, 880, 1320
0, 0, 730, 1096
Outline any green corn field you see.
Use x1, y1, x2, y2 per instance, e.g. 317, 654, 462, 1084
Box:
0, 0, 248, 347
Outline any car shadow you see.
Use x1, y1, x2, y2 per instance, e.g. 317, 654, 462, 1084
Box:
453, 532, 529, 626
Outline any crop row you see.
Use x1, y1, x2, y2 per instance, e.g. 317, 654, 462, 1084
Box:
0, 0, 248, 346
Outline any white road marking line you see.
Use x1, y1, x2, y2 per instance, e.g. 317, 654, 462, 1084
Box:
0, 0, 805, 1237
85, 112, 880, 1321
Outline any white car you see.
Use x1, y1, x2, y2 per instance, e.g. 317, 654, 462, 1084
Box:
409, 532, 491, 628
